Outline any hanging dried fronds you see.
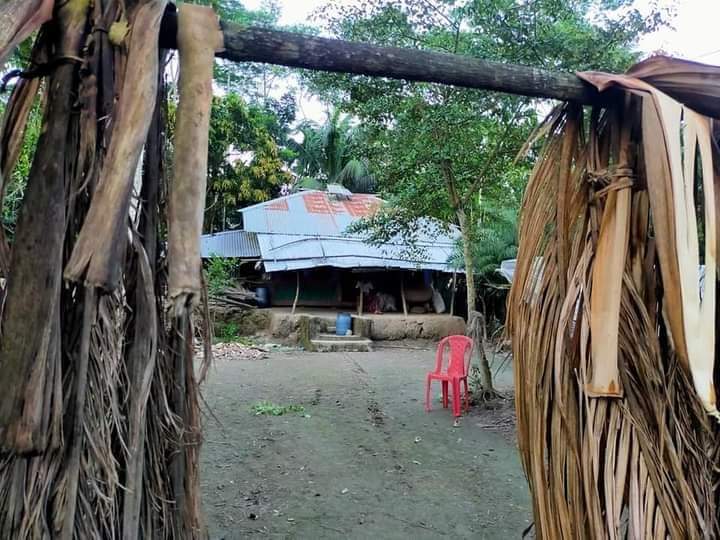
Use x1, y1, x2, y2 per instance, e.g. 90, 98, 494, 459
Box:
0, 0, 89, 454
0, 35, 47, 278
508, 57, 720, 538
168, 3, 223, 313
0, 2, 214, 538
64, 0, 168, 289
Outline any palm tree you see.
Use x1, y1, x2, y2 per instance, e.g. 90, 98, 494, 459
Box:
289, 109, 375, 193
291, 122, 324, 178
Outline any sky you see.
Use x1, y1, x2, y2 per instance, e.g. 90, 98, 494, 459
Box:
241, 0, 720, 122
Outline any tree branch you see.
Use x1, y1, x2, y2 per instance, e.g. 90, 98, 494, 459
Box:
461, 103, 526, 207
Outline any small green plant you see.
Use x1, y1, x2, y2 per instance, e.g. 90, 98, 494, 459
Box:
205, 254, 238, 295
215, 321, 242, 342
251, 401, 305, 416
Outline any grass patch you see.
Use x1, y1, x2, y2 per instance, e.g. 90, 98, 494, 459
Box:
214, 321, 252, 343
251, 401, 305, 416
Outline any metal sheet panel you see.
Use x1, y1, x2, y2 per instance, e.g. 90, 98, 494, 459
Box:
498, 259, 516, 282
242, 191, 384, 236
201, 230, 261, 259
256, 233, 459, 273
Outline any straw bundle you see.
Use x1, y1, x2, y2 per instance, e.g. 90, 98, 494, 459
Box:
508, 57, 720, 538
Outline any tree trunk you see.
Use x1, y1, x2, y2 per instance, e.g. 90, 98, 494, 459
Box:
458, 211, 494, 393
440, 160, 494, 393
158, 14, 599, 104
468, 310, 495, 394
441, 160, 478, 314
456, 207, 476, 314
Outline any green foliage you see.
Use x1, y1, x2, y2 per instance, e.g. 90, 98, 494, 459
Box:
195, 0, 286, 97
215, 321, 242, 342
289, 110, 375, 193
205, 255, 238, 295
450, 203, 518, 282
204, 93, 292, 231
251, 401, 305, 416
186, 2, 301, 233
195, 0, 317, 100
215, 321, 253, 346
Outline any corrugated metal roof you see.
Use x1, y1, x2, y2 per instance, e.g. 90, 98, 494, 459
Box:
256, 233, 457, 273
208, 191, 461, 273
241, 191, 383, 236
201, 230, 261, 259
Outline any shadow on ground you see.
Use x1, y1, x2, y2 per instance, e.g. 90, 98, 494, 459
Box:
200, 346, 531, 539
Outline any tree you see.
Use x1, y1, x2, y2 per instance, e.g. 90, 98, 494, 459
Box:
183, 3, 301, 233
203, 93, 293, 232
289, 109, 375, 193
308, 0, 669, 392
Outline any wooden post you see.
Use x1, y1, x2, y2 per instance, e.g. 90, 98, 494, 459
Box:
400, 273, 408, 318
358, 289, 363, 316
159, 14, 601, 105
291, 271, 300, 316
450, 271, 457, 316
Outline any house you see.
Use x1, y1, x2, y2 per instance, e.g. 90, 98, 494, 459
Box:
201, 187, 463, 315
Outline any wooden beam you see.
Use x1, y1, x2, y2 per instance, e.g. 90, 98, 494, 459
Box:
159, 12, 600, 104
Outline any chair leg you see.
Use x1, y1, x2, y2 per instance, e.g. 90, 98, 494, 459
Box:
425, 377, 432, 412
442, 381, 449, 408
452, 379, 461, 417
463, 378, 470, 412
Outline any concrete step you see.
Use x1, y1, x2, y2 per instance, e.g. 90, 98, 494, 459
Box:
315, 332, 362, 341
310, 337, 373, 353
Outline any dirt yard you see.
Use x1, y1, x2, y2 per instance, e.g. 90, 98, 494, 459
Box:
200, 345, 531, 539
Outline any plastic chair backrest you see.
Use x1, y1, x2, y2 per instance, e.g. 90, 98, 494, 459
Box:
434, 335, 473, 377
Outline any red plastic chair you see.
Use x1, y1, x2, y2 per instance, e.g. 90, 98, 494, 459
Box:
425, 335, 473, 417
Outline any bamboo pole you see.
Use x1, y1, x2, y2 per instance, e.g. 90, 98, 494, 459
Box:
400, 273, 408, 318
291, 271, 300, 316
450, 271, 457, 316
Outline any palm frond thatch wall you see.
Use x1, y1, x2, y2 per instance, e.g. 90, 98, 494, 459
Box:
508, 56, 720, 538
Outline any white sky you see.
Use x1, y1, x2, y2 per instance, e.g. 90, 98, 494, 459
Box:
242, 0, 720, 122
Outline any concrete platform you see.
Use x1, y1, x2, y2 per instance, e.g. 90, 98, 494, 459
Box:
266, 308, 466, 342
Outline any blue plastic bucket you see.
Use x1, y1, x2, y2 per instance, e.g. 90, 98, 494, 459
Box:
255, 286, 270, 308
336, 312, 352, 336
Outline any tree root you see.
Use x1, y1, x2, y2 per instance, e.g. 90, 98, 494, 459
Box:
471, 387, 506, 407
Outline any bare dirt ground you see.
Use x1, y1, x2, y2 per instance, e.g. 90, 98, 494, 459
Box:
200, 345, 531, 539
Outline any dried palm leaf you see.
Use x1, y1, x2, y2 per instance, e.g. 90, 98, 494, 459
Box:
0, 0, 89, 454
509, 57, 720, 539
168, 3, 224, 312
0, 2, 214, 537
64, 0, 168, 290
